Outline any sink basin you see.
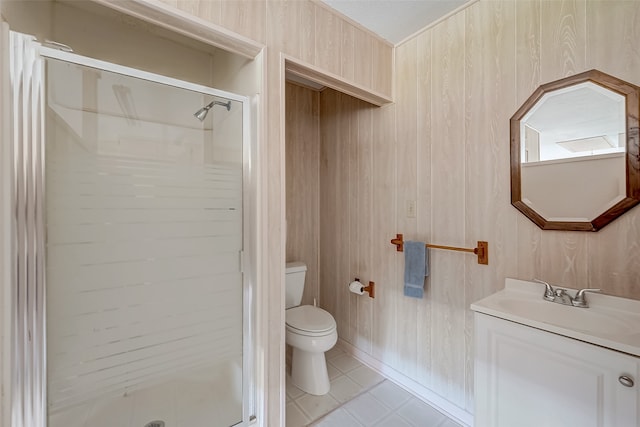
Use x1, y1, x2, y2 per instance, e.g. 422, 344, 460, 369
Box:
495, 297, 636, 336
471, 278, 640, 357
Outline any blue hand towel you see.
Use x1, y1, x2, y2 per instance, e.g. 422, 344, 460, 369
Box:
404, 241, 429, 298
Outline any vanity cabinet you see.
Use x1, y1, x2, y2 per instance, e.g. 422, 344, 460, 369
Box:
475, 313, 640, 427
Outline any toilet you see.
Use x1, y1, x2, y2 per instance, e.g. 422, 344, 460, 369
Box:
285, 262, 338, 395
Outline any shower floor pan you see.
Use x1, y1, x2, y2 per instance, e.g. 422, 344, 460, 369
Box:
48, 360, 243, 427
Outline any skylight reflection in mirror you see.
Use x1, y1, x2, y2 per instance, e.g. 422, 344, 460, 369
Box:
520, 82, 626, 163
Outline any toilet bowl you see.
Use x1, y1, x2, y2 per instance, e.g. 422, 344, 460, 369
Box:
285, 262, 338, 395
286, 305, 337, 395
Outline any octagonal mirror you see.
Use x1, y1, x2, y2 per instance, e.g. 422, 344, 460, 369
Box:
510, 69, 640, 231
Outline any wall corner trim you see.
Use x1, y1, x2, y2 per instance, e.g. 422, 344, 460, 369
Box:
284, 55, 393, 106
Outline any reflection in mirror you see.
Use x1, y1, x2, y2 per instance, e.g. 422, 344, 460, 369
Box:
510, 70, 640, 231
521, 82, 626, 163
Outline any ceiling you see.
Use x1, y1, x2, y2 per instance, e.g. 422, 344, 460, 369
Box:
320, 0, 471, 45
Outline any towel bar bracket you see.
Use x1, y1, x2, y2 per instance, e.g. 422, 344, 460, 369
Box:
390, 234, 405, 252
390, 233, 489, 265
475, 241, 489, 265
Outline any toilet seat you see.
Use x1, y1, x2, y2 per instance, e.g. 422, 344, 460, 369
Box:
286, 305, 336, 336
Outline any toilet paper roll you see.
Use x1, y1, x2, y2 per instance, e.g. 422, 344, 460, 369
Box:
349, 281, 365, 295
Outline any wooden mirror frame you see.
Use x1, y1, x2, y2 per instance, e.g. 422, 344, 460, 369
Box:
510, 69, 640, 231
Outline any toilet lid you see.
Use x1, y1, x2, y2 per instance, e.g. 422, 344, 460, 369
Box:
286, 305, 336, 333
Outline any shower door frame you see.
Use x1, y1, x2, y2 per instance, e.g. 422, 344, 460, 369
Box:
6, 33, 256, 427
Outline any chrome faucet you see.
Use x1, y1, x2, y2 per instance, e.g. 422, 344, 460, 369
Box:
534, 279, 601, 308
535, 279, 556, 301
572, 288, 602, 308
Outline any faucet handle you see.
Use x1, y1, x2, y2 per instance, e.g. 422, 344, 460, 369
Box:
534, 279, 555, 301
572, 288, 601, 308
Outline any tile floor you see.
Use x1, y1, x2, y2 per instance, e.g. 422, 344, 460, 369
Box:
286, 346, 462, 427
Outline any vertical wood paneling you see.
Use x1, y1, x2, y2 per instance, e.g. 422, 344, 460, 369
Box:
319, 90, 338, 318
164, 0, 393, 97
415, 30, 433, 388
586, 0, 640, 84
341, 23, 355, 82
538, 231, 589, 288
268, 3, 391, 420
514, 0, 540, 104
370, 103, 398, 366
372, 38, 393, 96
586, 1, 640, 299
19, 1, 640, 425
263, 3, 390, 423
169, 0, 267, 43
394, 39, 418, 379
298, 1, 316, 65
4, 2, 395, 427
463, 0, 517, 411
305, 2, 640, 424
267, 0, 298, 57
354, 27, 373, 90
354, 103, 374, 353
221, 0, 266, 44
590, 215, 640, 299
514, 0, 543, 282
537, 0, 589, 288
338, 93, 355, 343
430, 10, 466, 406
285, 83, 320, 306
314, 4, 342, 76
265, 48, 286, 427
540, 0, 586, 81
346, 93, 359, 343
320, 90, 355, 343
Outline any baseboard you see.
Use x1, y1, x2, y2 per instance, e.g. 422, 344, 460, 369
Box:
337, 339, 473, 427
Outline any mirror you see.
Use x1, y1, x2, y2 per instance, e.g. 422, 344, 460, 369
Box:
510, 70, 640, 231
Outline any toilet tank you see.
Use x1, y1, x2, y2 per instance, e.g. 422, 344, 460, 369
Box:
285, 262, 307, 309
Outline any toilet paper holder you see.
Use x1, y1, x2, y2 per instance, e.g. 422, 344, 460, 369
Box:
354, 278, 375, 298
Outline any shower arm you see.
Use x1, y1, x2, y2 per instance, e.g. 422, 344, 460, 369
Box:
194, 100, 231, 121
207, 100, 231, 111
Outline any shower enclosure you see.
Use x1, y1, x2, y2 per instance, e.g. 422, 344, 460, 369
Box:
7, 32, 254, 427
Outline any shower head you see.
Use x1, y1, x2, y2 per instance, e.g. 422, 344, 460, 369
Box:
194, 100, 232, 121
194, 105, 211, 121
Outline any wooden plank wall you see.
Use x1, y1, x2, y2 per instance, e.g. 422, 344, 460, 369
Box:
8, 0, 639, 423
158, 0, 393, 97
0, 1, 393, 426
151, 2, 394, 426
316, 0, 640, 418
285, 82, 320, 307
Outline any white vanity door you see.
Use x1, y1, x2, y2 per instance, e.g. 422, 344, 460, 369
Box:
474, 313, 639, 427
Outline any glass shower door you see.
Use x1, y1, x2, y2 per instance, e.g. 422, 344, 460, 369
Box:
44, 56, 246, 427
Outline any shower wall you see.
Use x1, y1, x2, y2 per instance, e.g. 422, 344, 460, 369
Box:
1, 3, 257, 422
45, 58, 244, 412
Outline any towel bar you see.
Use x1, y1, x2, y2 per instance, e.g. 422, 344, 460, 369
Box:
390, 233, 489, 265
